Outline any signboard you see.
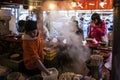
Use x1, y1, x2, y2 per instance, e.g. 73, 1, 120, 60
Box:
41, 0, 113, 11
0, 0, 113, 10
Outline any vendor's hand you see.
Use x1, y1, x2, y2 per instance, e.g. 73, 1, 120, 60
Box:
93, 38, 98, 44
45, 70, 51, 75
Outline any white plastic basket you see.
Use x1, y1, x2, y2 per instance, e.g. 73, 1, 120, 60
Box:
41, 68, 58, 80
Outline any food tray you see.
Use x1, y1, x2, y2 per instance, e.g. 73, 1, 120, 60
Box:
0, 56, 23, 71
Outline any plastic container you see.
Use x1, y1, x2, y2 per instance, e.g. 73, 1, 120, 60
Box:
41, 68, 58, 80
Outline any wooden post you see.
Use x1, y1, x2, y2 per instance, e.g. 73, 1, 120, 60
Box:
111, 0, 120, 80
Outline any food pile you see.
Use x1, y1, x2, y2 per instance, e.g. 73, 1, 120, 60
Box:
59, 72, 83, 80
90, 54, 103, 66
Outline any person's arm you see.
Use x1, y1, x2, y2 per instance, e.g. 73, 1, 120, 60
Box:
87, 21, 96, 37
95, 21, 107, 36
23, 39, 50, 75
36, 59, 50, 75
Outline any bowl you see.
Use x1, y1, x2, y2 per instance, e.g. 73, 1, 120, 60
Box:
99, 42, 106, 46
26, 75, 43, 80
7, 72, 25, 80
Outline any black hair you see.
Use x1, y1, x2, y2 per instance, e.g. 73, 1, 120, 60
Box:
24, 20, 37, 32
18, 20, 26, 27
17, 20, 26, 32
91, 13, 102, 25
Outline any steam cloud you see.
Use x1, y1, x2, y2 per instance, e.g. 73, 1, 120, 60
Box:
43, 11, 91, 75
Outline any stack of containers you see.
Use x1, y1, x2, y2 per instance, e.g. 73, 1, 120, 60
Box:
90, 54, 103, 80
45, 49, 57, 61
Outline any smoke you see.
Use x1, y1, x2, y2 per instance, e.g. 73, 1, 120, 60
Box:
42, 11, 91, 75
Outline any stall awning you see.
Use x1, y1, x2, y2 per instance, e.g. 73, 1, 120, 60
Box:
0, 0, 113, 10
76, 0, 113, 10
41, 0, 113, 10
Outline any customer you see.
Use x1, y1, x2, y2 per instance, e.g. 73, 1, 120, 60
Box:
74, 20, 84, 40
87, 13, 108, 43
22, 20, 50, 75
17, 20, 26, 33
79, 17, 84, 31
79, 17, 84, 40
